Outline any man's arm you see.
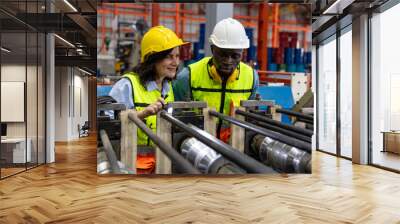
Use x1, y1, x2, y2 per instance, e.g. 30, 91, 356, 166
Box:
249, 69, 259, 100
173, 67, 191, 101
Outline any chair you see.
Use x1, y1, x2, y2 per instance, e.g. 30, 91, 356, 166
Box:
79, 121, 90, 138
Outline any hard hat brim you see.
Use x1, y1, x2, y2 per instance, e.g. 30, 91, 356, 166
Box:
141, 41, 191, 62
209, 39, 250, 49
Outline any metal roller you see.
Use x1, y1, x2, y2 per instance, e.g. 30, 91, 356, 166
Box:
180, 137, 245, 174
251, 135, 311, 173
181, 137, 221, 174
161, 111, 276, 174
97, 149, 133, 174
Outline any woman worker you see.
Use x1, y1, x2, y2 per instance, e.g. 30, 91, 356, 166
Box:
109, 26, 187, 174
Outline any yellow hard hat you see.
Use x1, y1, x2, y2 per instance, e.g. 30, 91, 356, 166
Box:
141, 26, 187, 62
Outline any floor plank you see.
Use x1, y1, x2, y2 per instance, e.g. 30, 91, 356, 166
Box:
0, 135, 399, 223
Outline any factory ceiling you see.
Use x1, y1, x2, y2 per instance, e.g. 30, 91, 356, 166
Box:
0, 0, 97, 73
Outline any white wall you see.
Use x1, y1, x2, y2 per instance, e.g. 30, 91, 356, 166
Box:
1, 64, 46, 164
1, 65, 26, 138
1, 65, 41, 138
55, 66, 69, 141
54, 67, 89, 141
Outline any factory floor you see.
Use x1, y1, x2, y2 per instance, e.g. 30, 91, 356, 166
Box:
0, 135, 399, 223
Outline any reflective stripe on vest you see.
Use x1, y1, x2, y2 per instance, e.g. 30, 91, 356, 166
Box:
124, 73, 174, 146
189, 57, 254, 116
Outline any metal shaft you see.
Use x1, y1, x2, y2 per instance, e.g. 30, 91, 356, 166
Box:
160, 111, 276, 174
276, 108, 313, 121
210, 110, 311, 153
236, 109, 313, 137
127, 112, 200, 174
297, 117, 314, 124
99, 129, 121, 174
253, 121, 311, 143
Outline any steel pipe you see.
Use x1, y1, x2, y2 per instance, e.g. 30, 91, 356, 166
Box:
276, 108, 313, 121
97, 149, 132, 174
297, 117, 314, 125
253, 121, 311, 143
180, 137, 245, 174
160, 111, 277, 174
127, 112, 200, 174
209, 110, 311, 153
251, 135, 311, 173
99, 129, 121, 174
236, 109, 313, 137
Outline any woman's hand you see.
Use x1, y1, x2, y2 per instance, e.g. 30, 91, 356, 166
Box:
137, 97, 165, 119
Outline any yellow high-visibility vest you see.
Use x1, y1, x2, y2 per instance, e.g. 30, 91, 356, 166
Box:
124, 72, 174, 145
189, 57, 254, 116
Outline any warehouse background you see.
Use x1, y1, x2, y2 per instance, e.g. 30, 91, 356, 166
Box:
96, 3, 314, 175
97, 3, 311, 75
97, 2, 313, 125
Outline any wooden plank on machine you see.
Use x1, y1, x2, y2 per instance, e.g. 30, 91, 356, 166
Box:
120, 110, 136, 173
167, 101, 207, 109
271, 105, 282, 121
231, 106, 245, 153
156, 112, 172, 174
240, 100, 274, 108
203, 107, 216, 138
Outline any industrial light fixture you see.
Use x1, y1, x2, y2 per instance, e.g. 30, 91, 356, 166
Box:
1, 47, 11, 53
78, 67, 93, 76
54, 34, 75, 48
322, 0, 355, 15
63, 0, 78, 12
323, 0, 341, 14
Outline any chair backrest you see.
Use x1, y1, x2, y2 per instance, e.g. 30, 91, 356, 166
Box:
82, 121, 90, 129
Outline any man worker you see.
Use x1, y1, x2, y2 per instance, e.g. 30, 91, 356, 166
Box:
173, 18, 259, 143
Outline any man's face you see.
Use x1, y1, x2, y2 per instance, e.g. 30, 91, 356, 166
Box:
211, 46, 243, 76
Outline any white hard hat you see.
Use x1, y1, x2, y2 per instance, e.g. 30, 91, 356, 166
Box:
209, 18, 249, 49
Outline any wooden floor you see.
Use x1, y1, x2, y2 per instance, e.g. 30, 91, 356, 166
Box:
372, 150, 400, 171
1, 167, 26, 178
1, 163, 44, 178
1, 135, 400, 223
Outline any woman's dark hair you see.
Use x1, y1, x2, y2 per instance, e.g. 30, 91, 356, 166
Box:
132, 48, 174, 86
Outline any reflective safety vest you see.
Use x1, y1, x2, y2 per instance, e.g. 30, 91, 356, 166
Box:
189, 57, 254, 141
189, 57, 254, 116
124, 72, 174, 146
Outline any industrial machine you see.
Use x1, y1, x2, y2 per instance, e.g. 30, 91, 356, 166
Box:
97, 100, 313, 175
97, 96, 126, 173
